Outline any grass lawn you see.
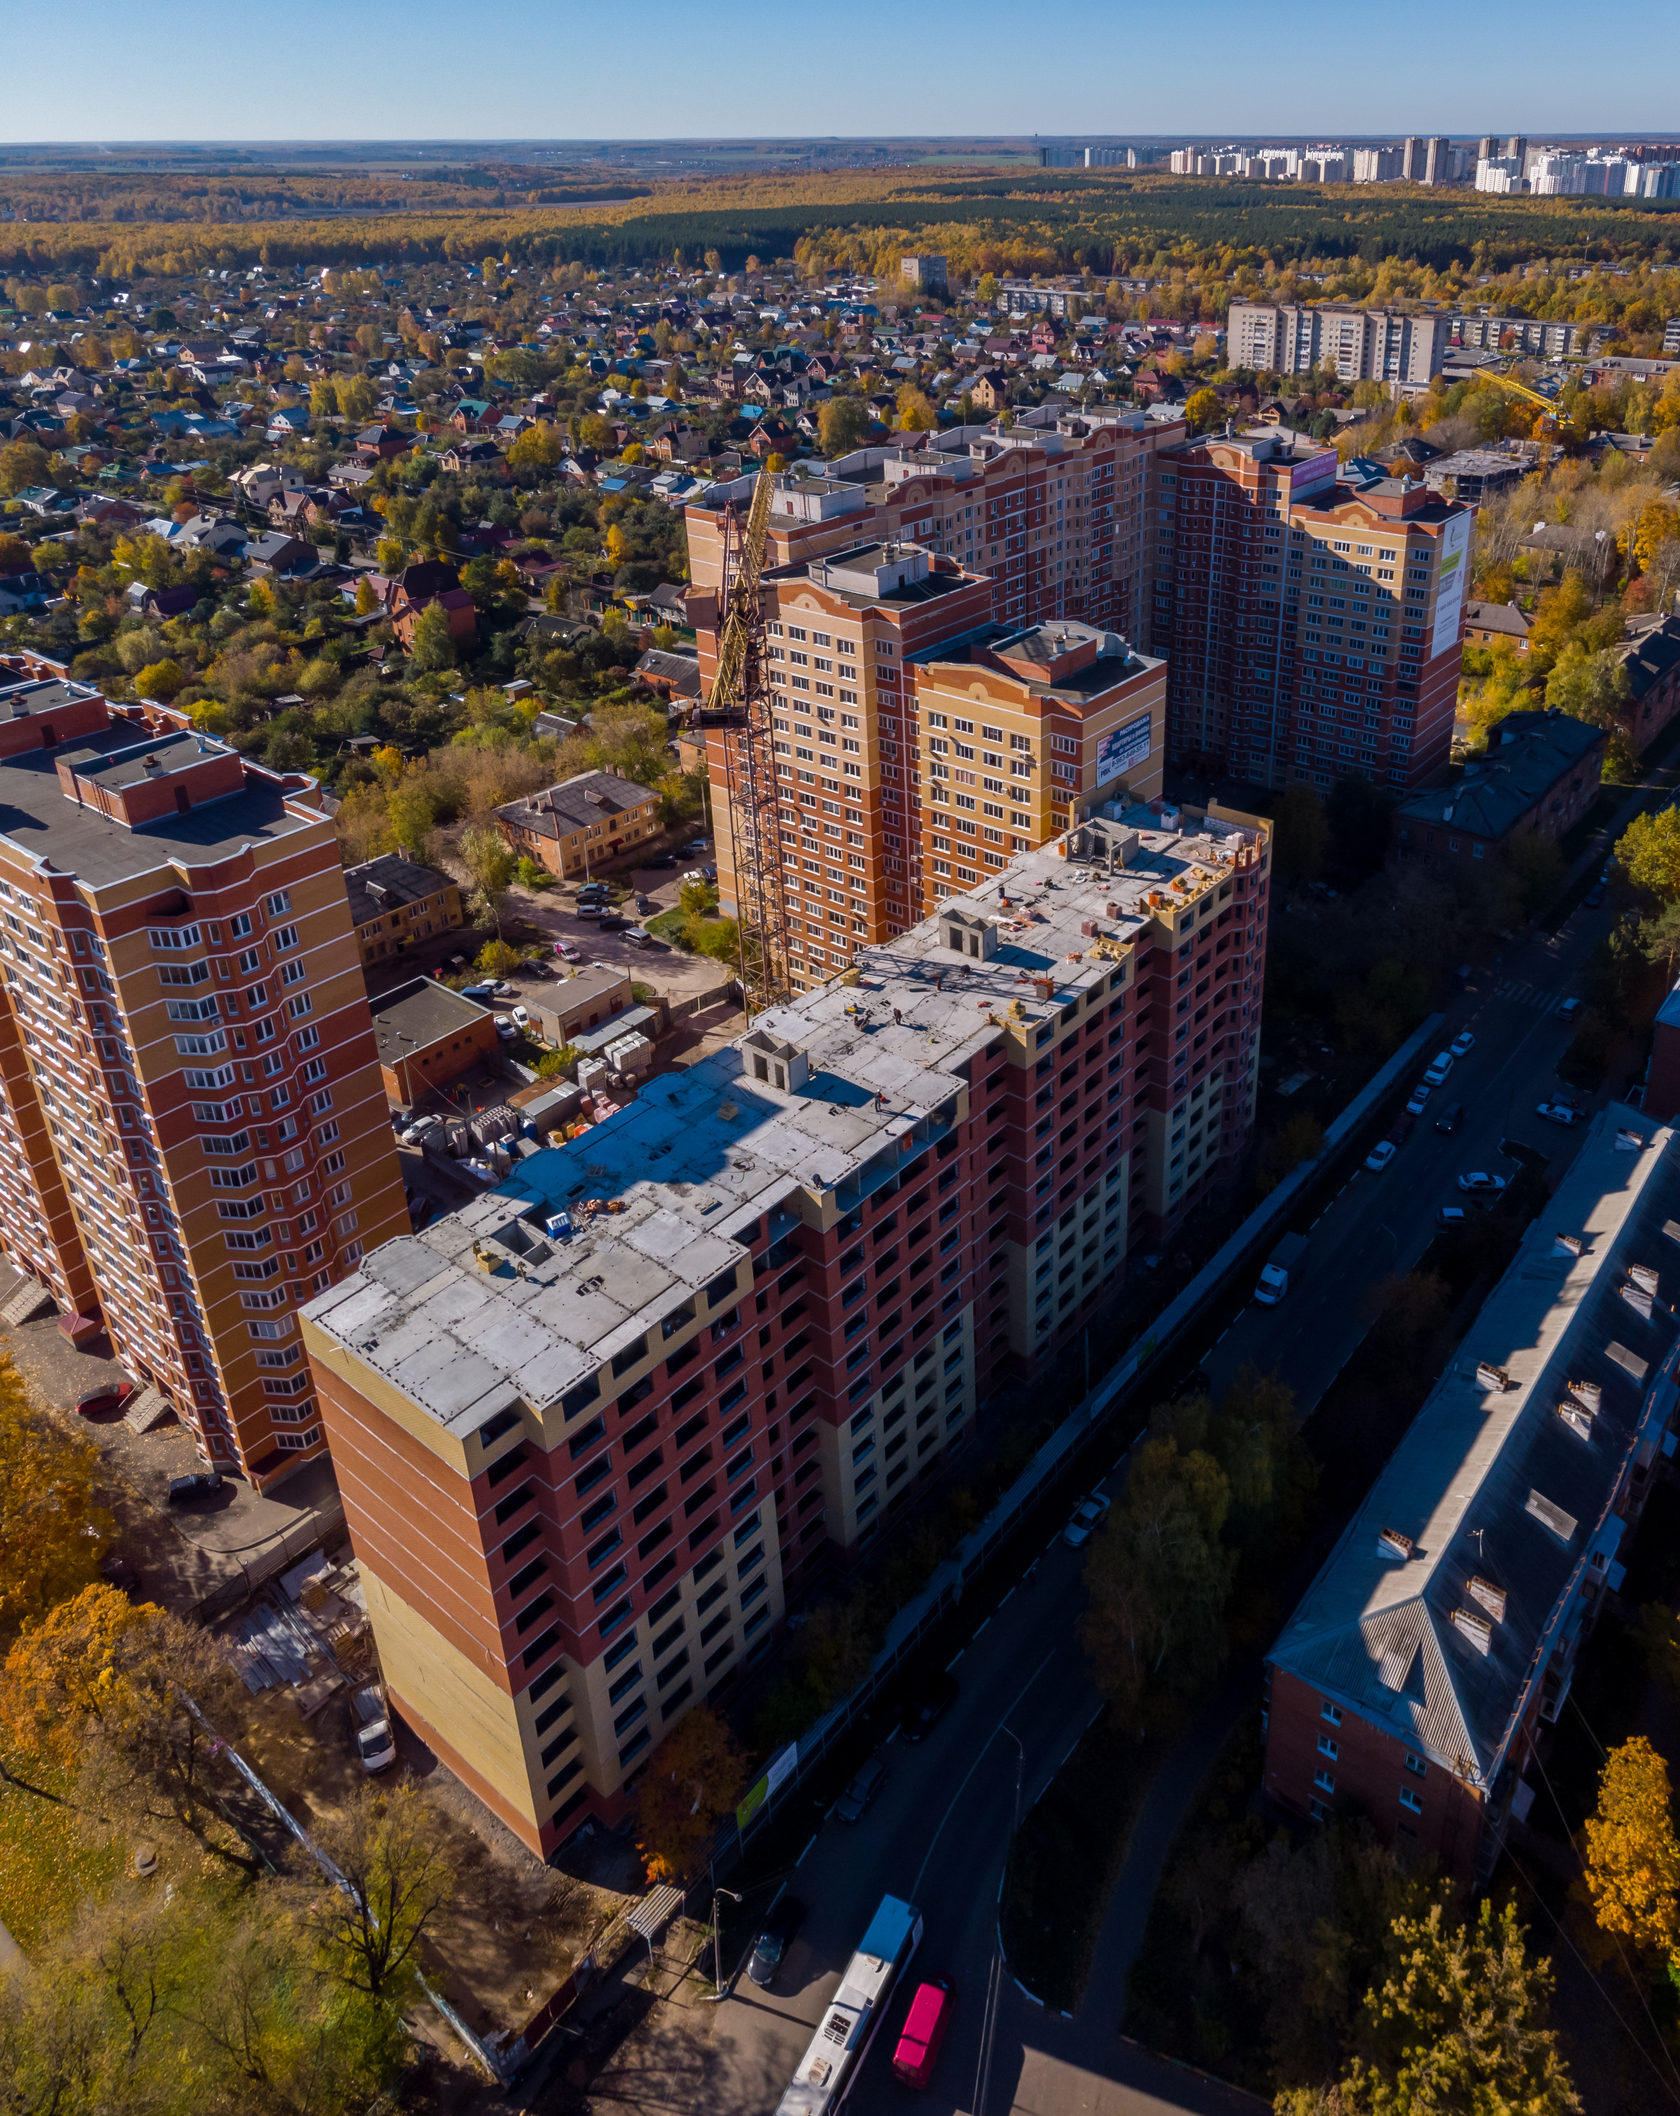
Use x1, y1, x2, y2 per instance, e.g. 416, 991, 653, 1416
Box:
0, 1754, 126, 1953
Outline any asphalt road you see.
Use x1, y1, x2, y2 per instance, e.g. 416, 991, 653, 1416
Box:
703, 896, 1620, 2116
1202, 896, 1608, 1414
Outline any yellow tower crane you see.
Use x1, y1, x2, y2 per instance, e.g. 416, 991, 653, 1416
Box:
690, 468, 790, 1014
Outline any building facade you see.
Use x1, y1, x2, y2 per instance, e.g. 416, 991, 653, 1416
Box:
346, 853, 462, 969
1389, 711, 1604, 868
493, 771, 663, 879
0, 671, 407, 1486
1147, 432, 1472, 791
1225, 303, 1448, 386
302, 804, 1271, 1857
1265, 1109, 1680, 1879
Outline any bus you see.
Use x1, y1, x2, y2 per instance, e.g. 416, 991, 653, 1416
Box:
774, 1894, 924, 2115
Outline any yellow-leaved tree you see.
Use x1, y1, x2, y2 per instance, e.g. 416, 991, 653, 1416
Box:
0, 1353, 109, 1648
1582, 1735, 1680, 1968
633, 1707, 747, 1884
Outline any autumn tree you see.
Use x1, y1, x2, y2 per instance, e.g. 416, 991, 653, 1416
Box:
296, 1782, 455, 2003
1582, 1735, 1680, 1968
0, 1354, 109, 1647
457, 824, 516, 936
818, 394, 874, 457
1081, 1435, 1233, 1717
3, 1584, 247, 1859
386, 770, 441, 860
334, 783, 395, 867
1184, 387, 1225, 435
633, 1707, 748, 1883
895, 383, 938, 431
1617, 803, 1680, 903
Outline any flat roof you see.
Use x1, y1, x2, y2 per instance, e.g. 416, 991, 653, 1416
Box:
0, 727, 315, 891
370, 976, 491, 1063
304, 804, 1262, 1435
1270, 1107, 1680, 1790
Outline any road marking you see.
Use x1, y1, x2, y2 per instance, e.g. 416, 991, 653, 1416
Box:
945, 1650, 965, 1672
997, 1587, 1016, 1610
794, 1834, 817, 1868
971, 1617, 992, 1642
911, 1648, 1058, 1900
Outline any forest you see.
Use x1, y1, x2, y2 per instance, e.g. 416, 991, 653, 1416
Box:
3, 165, 1679, 297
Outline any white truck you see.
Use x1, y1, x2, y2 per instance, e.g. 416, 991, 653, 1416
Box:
1254, 1231, 1308, 1307
351, 1683, 396, 1774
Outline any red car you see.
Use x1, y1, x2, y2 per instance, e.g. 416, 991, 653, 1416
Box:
893, 1980, 953, 2090
76, 1380, 138, 1418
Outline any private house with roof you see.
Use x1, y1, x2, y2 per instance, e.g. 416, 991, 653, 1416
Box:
1263, 1108, 1680, 1879
344, 851, 462, 968
492, 769, 663, 879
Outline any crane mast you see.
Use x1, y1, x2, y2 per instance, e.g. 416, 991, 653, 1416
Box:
691, 468, 789, 1013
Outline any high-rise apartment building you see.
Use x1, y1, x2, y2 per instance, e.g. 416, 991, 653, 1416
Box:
1422, 136, 1453, 185
0, 661, 407, 1485
1226, 303, 1447, 386
1147, 431, 1473, 791
907, 622, 1165, 913
302, 804, 1271, 1855
689, 415, 1183, 987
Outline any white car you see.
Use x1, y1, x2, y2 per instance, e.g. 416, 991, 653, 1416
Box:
1536, 1101, 1581, 1126
1457, 1170, 1509, 1196
1063, 1493, 1112, 1548
510, 1005, 530, 1029
1365, 1140, 1397, 1173
1406, 1083, 1431, 1116
1449, 1031, 1476, 1060
492, 1015, 518, 1041
1423, 1051, 1455, 1087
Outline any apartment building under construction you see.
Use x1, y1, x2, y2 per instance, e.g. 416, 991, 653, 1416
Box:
0, 657, 407, 1486
302, 802, 1270, 1857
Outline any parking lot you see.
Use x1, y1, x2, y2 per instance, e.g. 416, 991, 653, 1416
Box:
509, 848, 736, 1008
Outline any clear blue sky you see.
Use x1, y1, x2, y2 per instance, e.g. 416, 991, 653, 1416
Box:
5, 0, 1672, 142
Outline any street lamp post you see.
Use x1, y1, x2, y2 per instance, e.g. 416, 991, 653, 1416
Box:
711, 1887, 742, 1999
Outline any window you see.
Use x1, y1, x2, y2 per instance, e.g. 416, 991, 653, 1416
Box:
1399, 1787, 1423, 1815
1317, 1735, 1339, 1761
1313, 1769, 1335, 1794
1321, 1699, 1341, 1725
1404, 1752, 1427, 1779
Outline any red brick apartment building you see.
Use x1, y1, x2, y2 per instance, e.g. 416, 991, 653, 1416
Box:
0, 666, 407, 1486
1147, 432, 1473, 792
1265, 1109, 1680, 1880
302, 804, 1271, 1857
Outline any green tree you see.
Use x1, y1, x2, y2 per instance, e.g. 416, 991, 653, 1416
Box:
385, 773, 440, 859
297, 1782, 455, 2003
1081, 1436, 1233, 1717
0, 439, 51, 495
1545, 640, 1630, 735
1272, 783, 1328, 884
458, 825, 516, 936
818, 394, 873, 456
406, 600, 456, 673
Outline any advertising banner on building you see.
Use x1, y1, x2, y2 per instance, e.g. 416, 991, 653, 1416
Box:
1095, 709, 1154, 787
735, 1741, 798, 1831
1430, 513, 1473, 659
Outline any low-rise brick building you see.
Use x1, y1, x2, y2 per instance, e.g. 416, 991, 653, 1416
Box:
1264, 1108, 1680, 1880
345, 853, 462, 968
494, 771, 663, 878
370, 977, 500, 1107
1390, 710, 1603, 869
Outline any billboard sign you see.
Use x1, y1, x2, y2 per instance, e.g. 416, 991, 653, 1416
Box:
1430, 512, 1473, 660
1095, 709, 1154, 788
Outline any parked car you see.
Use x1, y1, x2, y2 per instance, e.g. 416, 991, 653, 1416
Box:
577, 880, 610, 899
1558, 996, 1582, 1019
633, 895, 657, 914
1437, 1205, 1469, 1229
576, 903, 605, 919
625, 928, 656, 949
1405, 1083, 1431, 1117
351, 1684, 396, 1775
404, 1115, 444, 1146
556, 940, 583, 962
1423, 1051, 1455, 1087
492, 1015, 518, 1041
1388, 1113, 1415, 1144
681, 868, 710, 886
835, 1756, 886, 1824
76, 1380, 137, 1418
459, 981, 496, 1001
510, 1005, 530, 1029
747, 1894, 806, 1989
683, 838, 711, 856
1457, 1171, 1509, 1196
1585, 882, 1608, 908
167, 1471, 224, 1504
1449, 1030, 1476, 1060
1063, 1492, 1111, 1548
1536, 1101, 1582, 1126
1365, 1140, 1396, 1173
892, 1979, 953, 2091
899, 1670, 958, 1744
1434, 1102, 1464, 1135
